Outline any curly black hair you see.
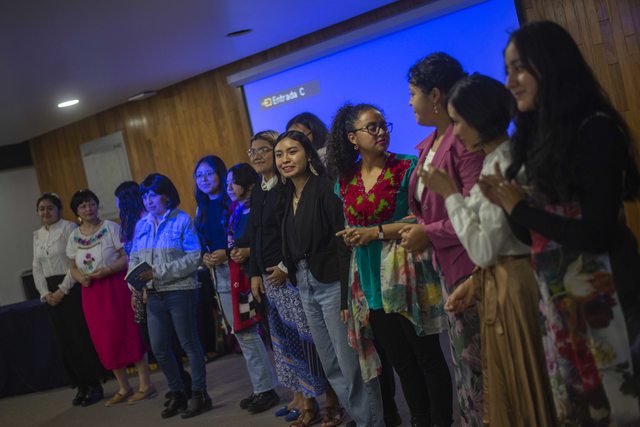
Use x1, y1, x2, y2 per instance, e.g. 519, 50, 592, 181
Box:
407, 52, 467, 99
325, 102, 380, 178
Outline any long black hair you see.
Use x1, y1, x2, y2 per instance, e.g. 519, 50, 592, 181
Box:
286, 112, 329, 151
325, 102, 380, 178
505, 20, 639, 201
193, 155, 229, 228
275, 130, 326, 176
114, 181, 144, 243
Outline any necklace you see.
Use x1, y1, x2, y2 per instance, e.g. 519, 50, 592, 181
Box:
292, 176, 310, 211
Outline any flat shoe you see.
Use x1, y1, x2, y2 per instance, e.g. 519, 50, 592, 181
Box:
105, 389, 133, 407
128, 385, 158, 404
285, 408, 301, 421
275, 406, 292, 417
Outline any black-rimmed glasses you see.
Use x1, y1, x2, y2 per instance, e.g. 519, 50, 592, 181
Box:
350, 122, 393, 135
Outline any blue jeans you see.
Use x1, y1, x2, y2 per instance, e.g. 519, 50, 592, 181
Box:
217, 268, 277, 394
147, 289, 207, 392
296, 261, 384, 427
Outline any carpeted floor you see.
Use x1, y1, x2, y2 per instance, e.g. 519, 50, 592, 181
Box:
0, 334, 459, 427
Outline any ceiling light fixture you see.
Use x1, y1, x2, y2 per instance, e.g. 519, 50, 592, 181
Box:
128, 91, 157, 102
226, 29, 252, 37
57, 99, 79, 108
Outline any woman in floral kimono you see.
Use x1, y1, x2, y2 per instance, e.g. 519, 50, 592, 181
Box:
485, 20, 640, 426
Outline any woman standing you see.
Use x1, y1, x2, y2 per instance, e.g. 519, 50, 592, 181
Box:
484, 21, 640, 425
287, 112, 329, 163
209, 162, 280, 415
66, 189, 150, 407
127, 174, 210, 419
276, 130, 384, 427
399, 52, 485, 426
247, 130, 341, 427
327, 103, 452, 427
32, 192, 105, 406
423, 74, 556, 426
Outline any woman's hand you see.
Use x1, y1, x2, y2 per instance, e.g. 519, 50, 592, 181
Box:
444, 277, 475, 313
398, 224, 430, 252
78, 274, 91, 287
130, 292, 139, 311
336, 227, 377, 247
478, 162, 525, 214
230, 247, 249, 264
265, 265, 287, 286
420, 167, 459, 198
44, 293, 58, 306
340, 309, 350, 324
251, 276, 265, 303
203, 249, 228, 268
88, 266, 111, 280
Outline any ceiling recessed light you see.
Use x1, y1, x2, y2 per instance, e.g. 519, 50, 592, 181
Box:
226, 29, 252, 37
57, 99, 79, 108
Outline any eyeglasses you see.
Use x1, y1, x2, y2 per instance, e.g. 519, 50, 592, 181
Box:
195, 171, 216, 180
350, 122, 393, 135
247, 147, 273, 158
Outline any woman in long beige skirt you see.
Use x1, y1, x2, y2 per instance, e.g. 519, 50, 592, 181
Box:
422, 73, 556, 426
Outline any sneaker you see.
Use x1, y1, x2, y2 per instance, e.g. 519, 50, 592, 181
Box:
247, 389, 280, 414
240, 393, 257, 409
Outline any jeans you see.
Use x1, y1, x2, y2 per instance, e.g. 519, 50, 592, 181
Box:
296, 261, 384, 427
218, 290, 278, 394
147, 289, 207, 392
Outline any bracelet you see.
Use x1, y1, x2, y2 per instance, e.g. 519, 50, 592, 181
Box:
377, 224, 384, 240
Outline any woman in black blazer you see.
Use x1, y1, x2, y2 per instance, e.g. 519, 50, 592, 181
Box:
275, 130, 384, 427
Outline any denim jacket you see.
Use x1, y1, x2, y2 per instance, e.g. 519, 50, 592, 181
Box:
128, 209, 201, 292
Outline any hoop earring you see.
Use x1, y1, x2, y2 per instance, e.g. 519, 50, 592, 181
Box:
433, 102, 439, 114
309, 161, 319, 176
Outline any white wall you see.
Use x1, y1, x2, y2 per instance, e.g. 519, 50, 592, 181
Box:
0, 167, 42, 305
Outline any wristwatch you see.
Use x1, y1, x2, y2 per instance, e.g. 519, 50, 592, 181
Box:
377, 224, 384, 240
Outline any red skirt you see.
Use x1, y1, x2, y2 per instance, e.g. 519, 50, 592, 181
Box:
81, 270, 146, 370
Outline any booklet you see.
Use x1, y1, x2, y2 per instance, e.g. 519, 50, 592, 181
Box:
125, 261, 152, 291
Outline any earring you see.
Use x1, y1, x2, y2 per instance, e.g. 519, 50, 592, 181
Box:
77, 217, 83, 224
433, 102, 439, 114
309, 161, 319, 176
354, 144, 359, 151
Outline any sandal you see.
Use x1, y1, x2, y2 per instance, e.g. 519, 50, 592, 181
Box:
321, 406, 346, 427
290, 407, 321, 427
105, 389, 133, 406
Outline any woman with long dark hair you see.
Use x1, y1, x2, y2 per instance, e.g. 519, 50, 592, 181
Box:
483, 21, 640, 425
326, 103, 451, 427
400, 52, 485, 426
276, 130, 384, 427
286, 112, 329, 163
32, 192, 105, 406
423, 74, 556, 426
248, 130, 344, 426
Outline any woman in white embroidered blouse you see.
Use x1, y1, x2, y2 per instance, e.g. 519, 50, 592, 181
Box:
422, 74, 556, 426
32, 192, 105, 407
66, 189, 151, 407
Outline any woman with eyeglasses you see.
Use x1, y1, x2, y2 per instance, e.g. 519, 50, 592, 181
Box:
248, 131, 343, 426
32, 192, 106, 407
193, 155, 230, 357
66, 189, 149, 407
400, 53, 485, 426
326, 103, 452, 427
277, 130, 385, 427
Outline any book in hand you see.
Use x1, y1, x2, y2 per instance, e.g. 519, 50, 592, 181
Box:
125, 261, 153, 291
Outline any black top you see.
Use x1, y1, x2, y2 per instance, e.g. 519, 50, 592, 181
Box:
248, 181, 286, 277
281, 174, 351, 309
509, 114, 640, 314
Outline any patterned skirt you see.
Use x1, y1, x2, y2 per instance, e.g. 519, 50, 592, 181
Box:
264, 276, 327, 398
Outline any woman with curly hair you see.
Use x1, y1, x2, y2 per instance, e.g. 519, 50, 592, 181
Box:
326, 103, 452, 427
483, 21, 640, 425
400, 52, 485, 426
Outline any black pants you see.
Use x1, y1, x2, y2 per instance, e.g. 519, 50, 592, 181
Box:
46, 276, 105, 388
369, 309, 453, 425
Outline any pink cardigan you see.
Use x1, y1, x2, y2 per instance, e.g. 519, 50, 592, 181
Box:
408, 124, 484, 289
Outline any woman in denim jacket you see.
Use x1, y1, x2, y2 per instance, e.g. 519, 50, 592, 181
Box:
128, 173, 209, 419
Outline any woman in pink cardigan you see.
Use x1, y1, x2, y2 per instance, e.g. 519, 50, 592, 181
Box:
399, 52, 485, 427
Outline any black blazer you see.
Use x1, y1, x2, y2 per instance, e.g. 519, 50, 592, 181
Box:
281, 174, 351, 309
